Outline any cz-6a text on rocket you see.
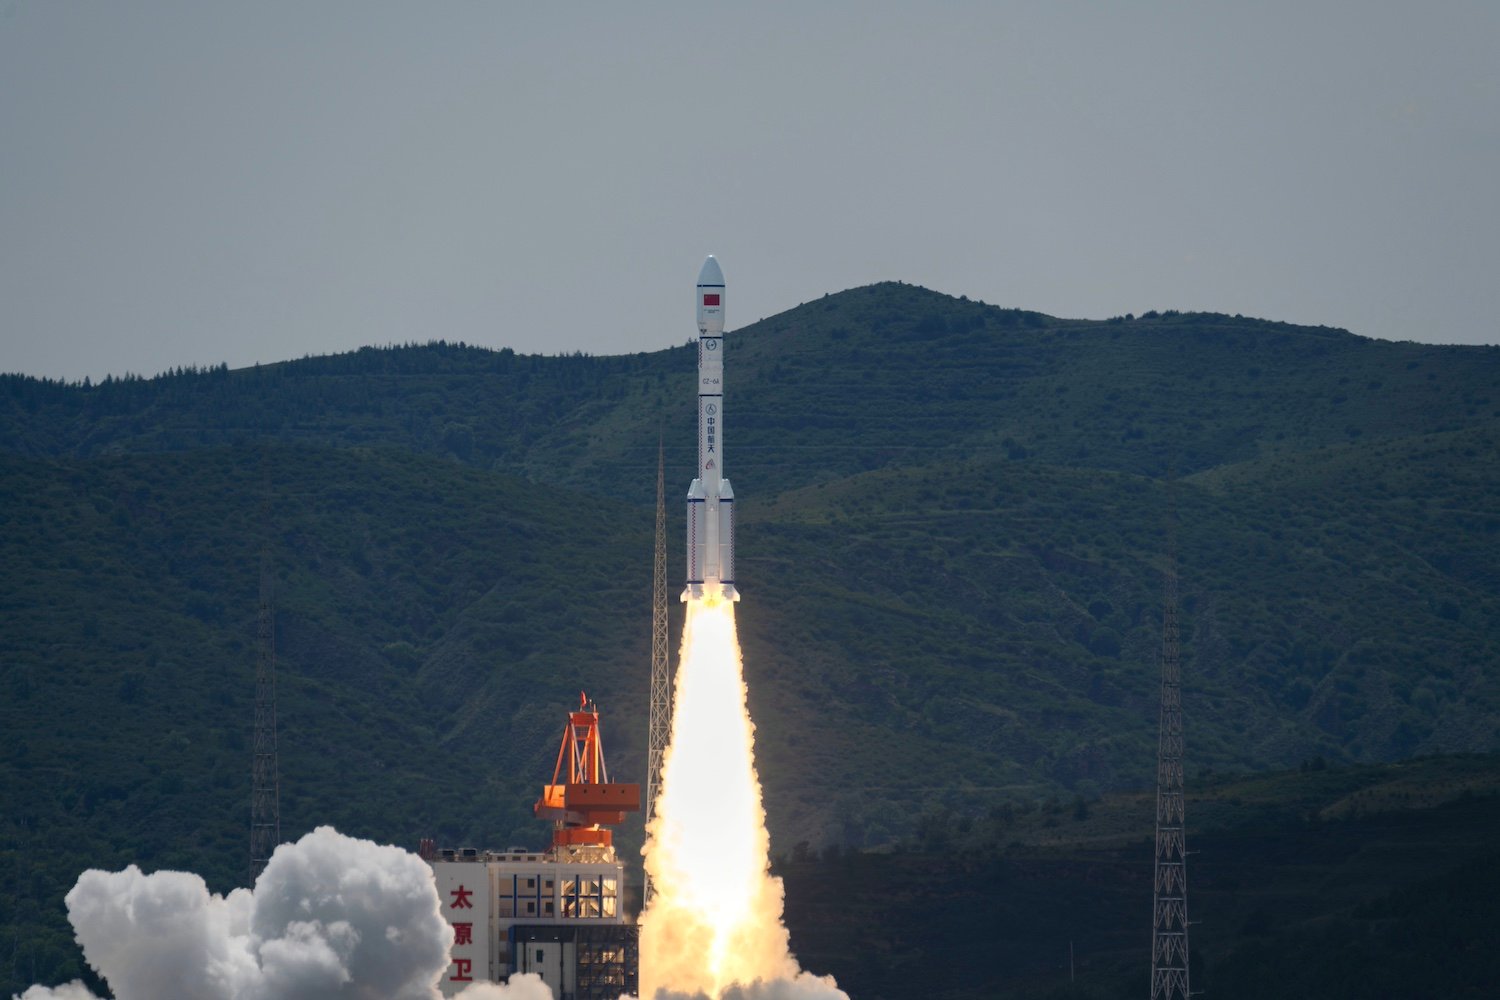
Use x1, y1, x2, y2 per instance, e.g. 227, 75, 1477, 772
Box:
683, 255, 738, 603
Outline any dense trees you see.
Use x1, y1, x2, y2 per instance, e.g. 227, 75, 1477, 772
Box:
4, 286, 1499, 996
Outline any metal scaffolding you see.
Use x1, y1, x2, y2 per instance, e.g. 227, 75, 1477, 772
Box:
250, 476, 280, 886
644, 441, 671, 903
1150, 510, 1190, 1000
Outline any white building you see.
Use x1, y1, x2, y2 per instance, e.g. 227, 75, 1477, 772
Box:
427, 843, 637, 999
423, 695, 641, 999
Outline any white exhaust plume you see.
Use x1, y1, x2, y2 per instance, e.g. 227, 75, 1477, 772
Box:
16, 987, 99, 1000
639, 602, 847, 1000
16, 826, 552, 1000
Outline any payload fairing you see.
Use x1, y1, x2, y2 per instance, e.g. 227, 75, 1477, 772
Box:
682, 255, 738, 603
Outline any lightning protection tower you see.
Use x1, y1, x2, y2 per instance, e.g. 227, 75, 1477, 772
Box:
1150, 508, 1190, 1000
644, 440, 671, 903
249, 475, 280, 886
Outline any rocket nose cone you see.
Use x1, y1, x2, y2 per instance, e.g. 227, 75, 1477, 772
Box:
697, 255, 724, 286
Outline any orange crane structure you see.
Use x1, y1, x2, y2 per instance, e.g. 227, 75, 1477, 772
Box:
534, 693, 641, 851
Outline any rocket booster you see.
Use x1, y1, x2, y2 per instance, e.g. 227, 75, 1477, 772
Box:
683, 255, 738, 603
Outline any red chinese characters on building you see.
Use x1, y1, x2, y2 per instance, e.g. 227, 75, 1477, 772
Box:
442, 875, 483, 990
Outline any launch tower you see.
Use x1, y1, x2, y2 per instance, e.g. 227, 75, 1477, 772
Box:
1150, 526, 1190, 1000
249, 477, 280, 886
645, 440, 671, 903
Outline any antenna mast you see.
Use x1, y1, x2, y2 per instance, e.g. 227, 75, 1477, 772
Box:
645, 439, 671, 903
1150, 487, 1190, 999
249, 465, 281, 885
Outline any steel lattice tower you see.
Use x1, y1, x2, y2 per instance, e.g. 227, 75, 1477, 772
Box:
249, 483, 280, 886
644, 441, 671, 903
1150, 512, 1190, 1000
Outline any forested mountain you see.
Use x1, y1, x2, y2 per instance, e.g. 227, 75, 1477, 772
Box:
3, 282, 1498, 993
8, 284, 1497, 496
778, 754, 1500, 1000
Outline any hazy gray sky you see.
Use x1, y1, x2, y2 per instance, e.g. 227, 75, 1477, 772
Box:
3, 2, 1497, 381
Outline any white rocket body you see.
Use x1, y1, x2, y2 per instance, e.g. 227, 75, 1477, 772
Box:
683, 255, 738, 603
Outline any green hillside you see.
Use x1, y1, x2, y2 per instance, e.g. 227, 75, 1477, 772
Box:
777, 755, 1500, 1000
7, 284, 1498, 496
3, 283, 1499, 994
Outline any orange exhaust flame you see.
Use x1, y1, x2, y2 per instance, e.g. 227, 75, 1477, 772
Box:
639, 601, 798, 998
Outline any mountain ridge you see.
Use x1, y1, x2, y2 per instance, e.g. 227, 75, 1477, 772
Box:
3, 283, 1499, 994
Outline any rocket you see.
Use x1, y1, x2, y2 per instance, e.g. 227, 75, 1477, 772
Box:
682, 255, 738, 603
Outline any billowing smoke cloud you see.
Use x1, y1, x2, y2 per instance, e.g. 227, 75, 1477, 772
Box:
16, 827, 553, 1000
16, 986, 100, 1000
651, 972, 849, 1000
